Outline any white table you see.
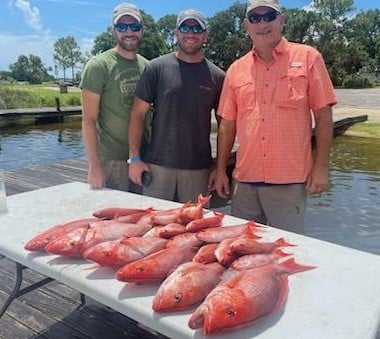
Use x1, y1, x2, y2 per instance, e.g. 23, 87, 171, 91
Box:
0, 182, 379, 339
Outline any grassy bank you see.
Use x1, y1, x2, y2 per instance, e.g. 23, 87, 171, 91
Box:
0, 83, 81, 109
345, 123, 380, 138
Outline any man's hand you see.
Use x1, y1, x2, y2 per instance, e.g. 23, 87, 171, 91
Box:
129, 161, 148, 186
214, 171, 231, 199
306, 165, 329, 195
88, 163, 105, 189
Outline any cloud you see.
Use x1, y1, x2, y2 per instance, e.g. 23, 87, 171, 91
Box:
1, 1, 94, 73
13, 0, 48, 34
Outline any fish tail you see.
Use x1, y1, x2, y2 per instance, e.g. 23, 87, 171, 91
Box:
276, 237, 297, 247
247, 220, 266, 228
278, 257, 317, 274
213, 211, 225, 218
197, 194, 211, 207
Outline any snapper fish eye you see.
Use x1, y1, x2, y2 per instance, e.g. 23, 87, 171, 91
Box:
174, 293, 183, 302
227, 308, 237, 316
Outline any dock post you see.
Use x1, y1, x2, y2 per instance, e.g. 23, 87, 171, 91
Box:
55, 97, 64, 123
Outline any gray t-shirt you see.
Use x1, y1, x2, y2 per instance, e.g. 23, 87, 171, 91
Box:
135, 53, 225, 169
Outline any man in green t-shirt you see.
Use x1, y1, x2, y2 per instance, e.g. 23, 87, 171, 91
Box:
80, 3, 149, 192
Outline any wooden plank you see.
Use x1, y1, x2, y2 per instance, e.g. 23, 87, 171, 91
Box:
0, 256, 167, 338
0, 313, 40, 339
0, 107, 82, 119
332, 114, 368, 136
5, 158, 88, 196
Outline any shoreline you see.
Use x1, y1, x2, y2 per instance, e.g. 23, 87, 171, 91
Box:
333, 106, 380, 124
333, 106, 380, 138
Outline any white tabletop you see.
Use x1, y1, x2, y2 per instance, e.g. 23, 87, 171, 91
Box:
0, 182, 379, 339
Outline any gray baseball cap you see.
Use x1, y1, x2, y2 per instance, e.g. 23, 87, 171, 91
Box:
112, 3, 142, 25
246, 0, 282, 14
176, 9, 207, 29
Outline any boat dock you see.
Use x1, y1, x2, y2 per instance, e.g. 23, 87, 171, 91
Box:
0, 109, 374, 339
0, 101, 82, 124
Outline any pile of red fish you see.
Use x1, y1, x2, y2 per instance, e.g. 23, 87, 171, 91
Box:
24, 195, 316, 334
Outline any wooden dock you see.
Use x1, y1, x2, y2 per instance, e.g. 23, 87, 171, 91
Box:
0, 104, 82, 124
1, 158, 167, 339
0, 112, 371, 338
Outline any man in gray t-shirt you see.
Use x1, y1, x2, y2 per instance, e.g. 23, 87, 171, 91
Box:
128, 9, 225, 203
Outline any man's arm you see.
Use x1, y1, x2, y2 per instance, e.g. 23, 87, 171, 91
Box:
213, 118, 236, 198
128, 96, 151, 185
82, 89, 104, 188
307, 105, 333, 194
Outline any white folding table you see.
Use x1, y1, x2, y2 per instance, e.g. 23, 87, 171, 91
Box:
0, 182, 379, 339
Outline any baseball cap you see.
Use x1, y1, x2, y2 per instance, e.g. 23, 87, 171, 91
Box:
112, 3, 142, 25
246, 0, 282, 14
176, 9, 207, 30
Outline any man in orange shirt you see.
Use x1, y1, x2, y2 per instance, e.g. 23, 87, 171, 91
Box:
213, 0, 337, 234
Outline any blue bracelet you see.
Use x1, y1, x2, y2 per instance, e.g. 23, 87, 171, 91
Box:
126, 156, 141, 164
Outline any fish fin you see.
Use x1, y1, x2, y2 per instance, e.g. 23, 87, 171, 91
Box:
273, 248, 292, 257
188, 307, 205, 329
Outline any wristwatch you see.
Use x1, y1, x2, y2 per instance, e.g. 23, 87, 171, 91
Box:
126, 156, 141, 164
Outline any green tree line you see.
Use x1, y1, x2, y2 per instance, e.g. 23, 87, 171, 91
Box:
2, 1, 379, 87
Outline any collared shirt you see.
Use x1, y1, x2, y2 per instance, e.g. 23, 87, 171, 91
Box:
217, 38, 337, 183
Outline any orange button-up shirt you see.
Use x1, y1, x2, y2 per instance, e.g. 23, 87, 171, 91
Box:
217, 38, 337, 183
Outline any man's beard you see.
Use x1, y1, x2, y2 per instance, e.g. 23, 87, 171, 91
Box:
117, 36, 142, 52
177, 41, 203, 55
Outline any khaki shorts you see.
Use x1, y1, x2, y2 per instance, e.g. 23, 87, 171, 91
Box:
102, 160, 141, 194
143, 164, 211, 203
231, 181, 307, 234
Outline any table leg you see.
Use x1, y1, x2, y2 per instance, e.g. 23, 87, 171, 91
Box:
0, 263, 53, 318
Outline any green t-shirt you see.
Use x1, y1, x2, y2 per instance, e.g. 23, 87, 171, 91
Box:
80, 49, 150, 160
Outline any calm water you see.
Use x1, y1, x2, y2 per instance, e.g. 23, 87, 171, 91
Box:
306, 136, 380, 255
0, 121, 379, 255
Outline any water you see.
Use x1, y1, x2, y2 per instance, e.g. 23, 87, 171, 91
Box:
306, 136, 380, 254
0, 120, 85, 169
0, 121, 379, 255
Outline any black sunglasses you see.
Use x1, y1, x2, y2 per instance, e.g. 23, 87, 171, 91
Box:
178, 23, 205, 34
114, 22, 143, 33
248, 10, 279, 24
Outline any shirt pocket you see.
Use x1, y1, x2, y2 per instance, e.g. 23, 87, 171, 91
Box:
232, 77, 256, 113
275, 68, 308, 108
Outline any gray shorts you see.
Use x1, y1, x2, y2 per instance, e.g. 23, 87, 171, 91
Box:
231, 181, 307, 234
102, 160, 141, 194
143, 164, 211, 203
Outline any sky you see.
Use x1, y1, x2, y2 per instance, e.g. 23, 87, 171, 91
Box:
0, 0, 377, 75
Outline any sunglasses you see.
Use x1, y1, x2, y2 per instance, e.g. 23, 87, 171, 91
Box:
178, 23, 205, 34
247, 10, 279, 24
114, 22, 143, 33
